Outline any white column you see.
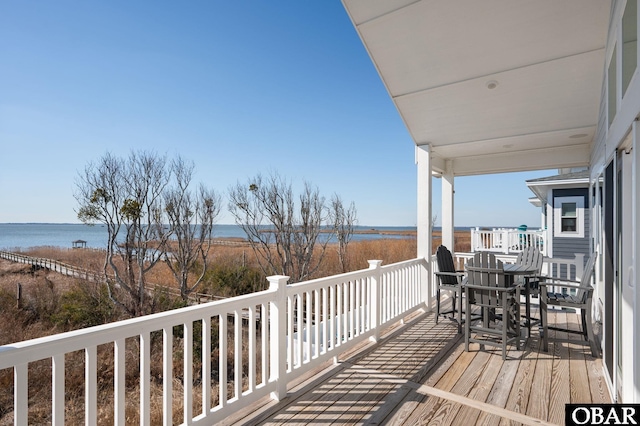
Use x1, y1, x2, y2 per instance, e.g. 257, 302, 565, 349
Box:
632, 120, 640, 403
416, 145, 433, 310
442, 160, 455, 251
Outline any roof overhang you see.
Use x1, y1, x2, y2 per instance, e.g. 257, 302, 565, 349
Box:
525, 171, 591, 204
342, 0, 611, 176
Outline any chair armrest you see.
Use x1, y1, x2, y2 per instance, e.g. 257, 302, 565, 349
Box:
463, 284, 519, 293
539, 281, 593, 292
539, 275, 581, 284
434, 271, 466, 278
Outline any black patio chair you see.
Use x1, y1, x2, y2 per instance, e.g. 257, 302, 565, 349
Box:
434, 245, 466, 333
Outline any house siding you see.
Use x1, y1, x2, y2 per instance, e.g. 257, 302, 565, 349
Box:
551, 188, 590, 280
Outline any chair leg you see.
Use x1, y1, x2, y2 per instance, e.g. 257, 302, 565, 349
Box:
502, 295, 508, 360
456, 287, 463, 334
436, 289, 441, 324
524, 280, 531, 336
516, 315, 521, 350
541, 297, 548, 352
584, 306, 599, 357
464, 294, 471, 353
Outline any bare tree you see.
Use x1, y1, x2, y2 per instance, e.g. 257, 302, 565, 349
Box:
228, 172, 330, 283
329, 194, 357, 273
163, 157, 221, 300
76, 151, 171, 316
76, 151, 219, 315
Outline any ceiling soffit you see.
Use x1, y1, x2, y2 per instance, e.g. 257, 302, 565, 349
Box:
343, 0, 611, 175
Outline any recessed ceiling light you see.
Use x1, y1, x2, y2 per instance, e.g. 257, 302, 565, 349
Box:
569, 133, 588, 139
486, 80, 498, 89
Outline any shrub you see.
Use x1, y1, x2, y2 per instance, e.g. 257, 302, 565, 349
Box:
52, 282, 117, 329
202, 264, 265, 297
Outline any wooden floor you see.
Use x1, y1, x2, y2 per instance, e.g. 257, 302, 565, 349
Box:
229, 304, 610, 426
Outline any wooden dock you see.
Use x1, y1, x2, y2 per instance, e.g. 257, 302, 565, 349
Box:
227, 306, 610, 426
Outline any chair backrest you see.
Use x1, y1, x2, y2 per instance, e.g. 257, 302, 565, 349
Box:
466, 252, 506, 288
435, 245, 458, 285
576, 253, 598, 300
516, 246, 544, 274
466, 252, 506, 307
580, 253, 597, 284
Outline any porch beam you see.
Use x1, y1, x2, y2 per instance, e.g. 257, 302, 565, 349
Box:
447, 144, 590, 176
416, 144, 433, 310
441, 160, 455, 251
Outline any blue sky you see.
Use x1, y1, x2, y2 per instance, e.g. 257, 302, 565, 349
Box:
0, 1, 550, 227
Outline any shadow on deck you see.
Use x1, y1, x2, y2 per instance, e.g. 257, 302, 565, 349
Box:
226, 306, 610, 426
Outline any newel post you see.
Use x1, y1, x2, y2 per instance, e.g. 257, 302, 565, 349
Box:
368, 260, 383, 343
268, 275, 289, 401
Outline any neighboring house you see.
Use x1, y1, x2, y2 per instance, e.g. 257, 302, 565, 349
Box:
526, 169, 591, 271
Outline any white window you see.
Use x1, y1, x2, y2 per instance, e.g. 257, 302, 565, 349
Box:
554, 196, 584, 238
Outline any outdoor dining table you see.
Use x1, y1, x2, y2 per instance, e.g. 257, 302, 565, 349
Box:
503, 263, 539, 336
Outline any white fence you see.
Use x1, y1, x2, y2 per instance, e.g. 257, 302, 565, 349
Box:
470, 227, 546, 255
0, 258, 428, 425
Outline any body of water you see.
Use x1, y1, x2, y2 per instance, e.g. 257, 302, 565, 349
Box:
0, 223, 425, 250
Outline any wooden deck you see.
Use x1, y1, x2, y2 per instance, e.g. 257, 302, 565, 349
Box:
226, 302, 610, 426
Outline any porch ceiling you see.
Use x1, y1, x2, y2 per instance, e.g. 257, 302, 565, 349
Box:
342, 0, 611, 176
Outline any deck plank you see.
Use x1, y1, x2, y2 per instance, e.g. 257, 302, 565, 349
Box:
456, 349, 505, 425
383, 335, 466, 426
547, 311, 571, 425
475, 344, 522, 425
526, 335, 551, 423
405, 349, 477, 424
428, 350, 491, 425
566, 312, 592, 404
499, 338, 538, 425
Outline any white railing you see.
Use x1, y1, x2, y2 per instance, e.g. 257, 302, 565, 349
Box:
0, 258, 428, 425
469, 227, 546, 255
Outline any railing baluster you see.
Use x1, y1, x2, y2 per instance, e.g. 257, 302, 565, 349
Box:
305, 291, 311, 363
343, 282, 349, 341
297, 294, 302, 366
86, 345, 97, 425
202, 316, 211, 414
261, 303, 268, 387
114, 338, 125, 426
287, 294, 294, 370
14, 363, 27, 426
162, 327, 173, 426
219, 314, 227, 409
349, 280, 355, 338
336, 283, 342, 347
140, 332, 150, 426
52, 354, 65, 425
234, 310, 241, 399
183, 323, 193, 423
314, 289, 320, 359
248, 306, 255, 392
329, 285, 335, 350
